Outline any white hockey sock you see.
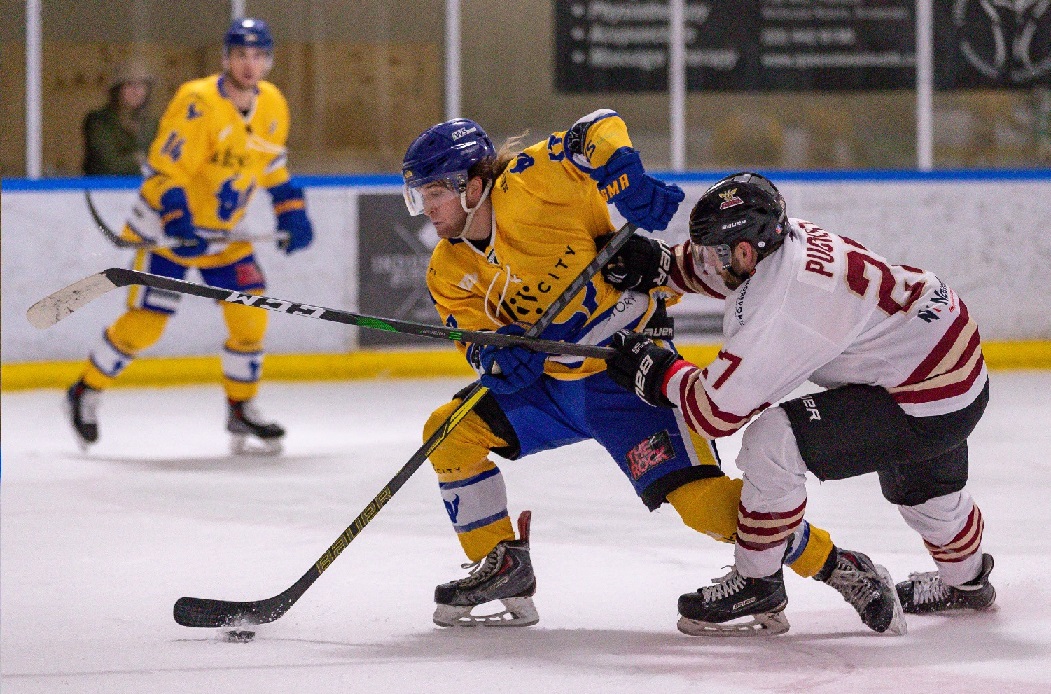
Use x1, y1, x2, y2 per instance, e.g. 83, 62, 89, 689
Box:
89, 331, 135, 378
735, 408, 809, 578
222, 347, 264, 385
899, 492, 985, 586
439, 467, 509, 534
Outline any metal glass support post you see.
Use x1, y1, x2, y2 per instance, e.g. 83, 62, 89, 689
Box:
916, 0, 934, 171
25, 0, 42, 179
445, 0, 461, 120
669, 0, 686, 171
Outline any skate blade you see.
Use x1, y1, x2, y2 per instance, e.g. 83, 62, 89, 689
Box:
677, 610, 790, 637
63, 401, 95, 452
433, 597, 539, 628
874, 564, 907, 636
73, 432, 93, 453
230, 434, 283, 456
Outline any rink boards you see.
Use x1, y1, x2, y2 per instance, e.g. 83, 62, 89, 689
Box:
2, 170, 1050, 388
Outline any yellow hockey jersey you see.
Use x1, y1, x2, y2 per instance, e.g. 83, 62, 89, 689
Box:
126, 74, 292, 268
427, 109, 675, 380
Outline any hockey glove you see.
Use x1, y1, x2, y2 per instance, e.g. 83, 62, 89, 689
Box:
477, 323, 547, 395
590, 147, 684, 232
270, 182, 314, 255
606, 330, 680, 408
159, 187, 207, 258
598, 232, 673, 292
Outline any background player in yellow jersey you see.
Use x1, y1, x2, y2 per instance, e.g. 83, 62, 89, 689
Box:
402, 112, 899, 635
66, 18, 313, 455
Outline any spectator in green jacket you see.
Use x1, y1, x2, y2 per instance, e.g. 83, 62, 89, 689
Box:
82, 60, 158, 175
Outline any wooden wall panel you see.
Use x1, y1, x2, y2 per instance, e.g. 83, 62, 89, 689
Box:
2, 40, 440, 176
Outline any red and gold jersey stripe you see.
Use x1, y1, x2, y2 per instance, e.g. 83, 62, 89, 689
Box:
664, 360, 767, 440
889, 300, 985, 405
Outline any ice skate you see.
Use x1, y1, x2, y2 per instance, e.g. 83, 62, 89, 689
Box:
66, 380, 100, 451
815, 547, 906, 635
897, 553, 996, 614
227, 399, 285, 455
676, 567, 790, 637
433, 511, 539, 627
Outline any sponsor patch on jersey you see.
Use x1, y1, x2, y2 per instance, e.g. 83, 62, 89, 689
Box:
626, 430, 675, 480
718, 188, 744, 209
235, 261, 265, 288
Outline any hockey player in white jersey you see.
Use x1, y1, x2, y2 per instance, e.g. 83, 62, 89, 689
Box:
606, 172, 994, 634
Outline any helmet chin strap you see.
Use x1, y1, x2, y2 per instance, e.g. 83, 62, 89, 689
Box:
455, 180, 493, 241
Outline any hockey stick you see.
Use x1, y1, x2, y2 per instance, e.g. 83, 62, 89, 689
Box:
26, 267, 614, 359
84, 190, 285, 249
170, 220, 639, 628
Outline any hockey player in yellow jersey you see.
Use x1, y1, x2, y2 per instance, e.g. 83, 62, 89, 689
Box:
400, 112, 891, 635
66, 18, 313, 455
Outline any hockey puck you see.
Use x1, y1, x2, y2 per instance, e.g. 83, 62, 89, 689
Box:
223, 629, 256, 643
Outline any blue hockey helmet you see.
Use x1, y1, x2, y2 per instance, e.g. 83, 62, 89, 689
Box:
402, 118, 496, 216
224, 18, 274, 54
688, 172, 788, 271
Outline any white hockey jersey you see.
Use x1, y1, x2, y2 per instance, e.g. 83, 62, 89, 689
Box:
663, 219, 988, 439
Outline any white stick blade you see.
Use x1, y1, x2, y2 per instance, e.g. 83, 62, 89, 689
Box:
26, 273, 118, 329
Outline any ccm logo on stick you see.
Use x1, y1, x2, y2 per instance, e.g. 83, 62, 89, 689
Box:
224, 292, 325, 318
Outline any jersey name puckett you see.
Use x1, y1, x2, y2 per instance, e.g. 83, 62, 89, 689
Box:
663, 219, 988, 439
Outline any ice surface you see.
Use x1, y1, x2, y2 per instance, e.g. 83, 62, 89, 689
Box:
2, 373, 1050, 693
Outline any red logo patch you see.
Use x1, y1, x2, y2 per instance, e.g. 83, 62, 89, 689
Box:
235, 261, 265, 288
626, 430, 675, 480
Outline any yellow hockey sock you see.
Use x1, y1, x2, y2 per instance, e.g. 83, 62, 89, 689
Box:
667, 476, 743, 544
788, 523, 834, 578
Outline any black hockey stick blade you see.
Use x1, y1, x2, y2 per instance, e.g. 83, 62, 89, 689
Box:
172, 223, 639, 628
29, 267, 613, 358
85, 190, 147, 249
174, 576, 310, 627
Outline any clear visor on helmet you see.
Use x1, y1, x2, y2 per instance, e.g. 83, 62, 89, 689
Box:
403, 172, 468, 216
690, 242, 733, 275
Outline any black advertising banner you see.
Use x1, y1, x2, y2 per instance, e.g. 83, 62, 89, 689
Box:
357, 193, 441, 347
751, 0, 915, 90
555, 0, 916, 92
935, 1, 1051, 89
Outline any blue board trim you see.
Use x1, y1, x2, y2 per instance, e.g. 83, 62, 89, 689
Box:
4, 168, 1049, 192
655, 168, 1051, 184
1, 173, 405, 192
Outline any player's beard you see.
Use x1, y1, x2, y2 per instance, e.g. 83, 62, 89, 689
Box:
721, 265, 751, 290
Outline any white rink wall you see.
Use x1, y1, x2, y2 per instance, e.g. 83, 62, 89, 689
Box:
3, 172, 1050, 364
